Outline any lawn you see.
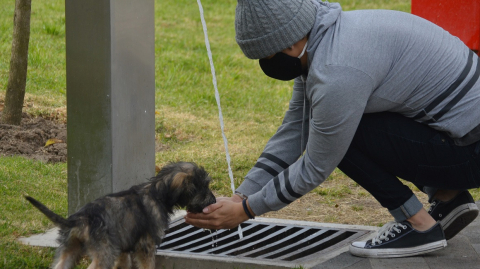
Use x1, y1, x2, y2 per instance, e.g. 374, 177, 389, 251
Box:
2, 0, 477, 268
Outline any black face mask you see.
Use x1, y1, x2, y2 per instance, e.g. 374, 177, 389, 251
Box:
259, 52, 304, 81
259, 41, 308, 81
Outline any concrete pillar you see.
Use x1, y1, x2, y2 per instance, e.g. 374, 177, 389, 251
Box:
65, 0, 155, 214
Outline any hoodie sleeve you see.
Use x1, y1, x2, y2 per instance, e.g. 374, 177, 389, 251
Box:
235, 77, 310, 196
246, 65, 374, 216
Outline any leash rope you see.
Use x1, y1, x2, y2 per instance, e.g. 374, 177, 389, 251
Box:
196, 0, 244, 239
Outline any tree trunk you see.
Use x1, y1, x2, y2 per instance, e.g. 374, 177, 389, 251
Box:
2, 0, 32, 125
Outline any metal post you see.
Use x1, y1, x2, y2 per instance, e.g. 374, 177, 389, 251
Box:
65, 0, 155, 214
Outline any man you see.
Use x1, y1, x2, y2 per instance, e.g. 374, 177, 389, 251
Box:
185, 0, 480, 258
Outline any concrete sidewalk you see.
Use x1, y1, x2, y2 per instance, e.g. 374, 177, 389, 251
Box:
314, 201, 480, 269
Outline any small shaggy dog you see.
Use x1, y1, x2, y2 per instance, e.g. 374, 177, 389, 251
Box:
25, 162, 216, 269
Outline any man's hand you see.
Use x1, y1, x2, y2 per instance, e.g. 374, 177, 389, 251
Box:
185, 196, 251, 230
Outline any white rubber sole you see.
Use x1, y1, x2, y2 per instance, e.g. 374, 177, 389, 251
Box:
349, 239, 447, 258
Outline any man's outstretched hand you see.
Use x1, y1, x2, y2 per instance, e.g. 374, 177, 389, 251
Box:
185, 195, 253, 230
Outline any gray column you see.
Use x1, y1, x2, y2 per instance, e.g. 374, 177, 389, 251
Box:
65, 0, 155, 214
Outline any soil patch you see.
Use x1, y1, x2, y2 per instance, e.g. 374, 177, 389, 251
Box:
0, 111, 169, 164
0, 112, 67, 163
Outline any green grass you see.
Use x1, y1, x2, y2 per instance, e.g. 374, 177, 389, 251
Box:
0, 156, 67, 268
5, 0, 477, 267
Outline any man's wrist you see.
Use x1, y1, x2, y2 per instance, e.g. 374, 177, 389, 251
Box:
236, 201, 250, 222
234, 192, 248, 199
233, 192, 247, 203
243, 199, 256, 219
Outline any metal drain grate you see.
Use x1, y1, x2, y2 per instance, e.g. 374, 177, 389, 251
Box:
157, 216, 374, 268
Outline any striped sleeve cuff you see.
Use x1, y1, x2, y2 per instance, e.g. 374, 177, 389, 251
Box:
245, 168, 304, 216
246, 190, 273, 216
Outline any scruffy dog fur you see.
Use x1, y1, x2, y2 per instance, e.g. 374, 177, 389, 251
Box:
25, 162, 216, 269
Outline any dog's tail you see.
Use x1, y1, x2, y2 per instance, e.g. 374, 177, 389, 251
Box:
24, 196, 72, 229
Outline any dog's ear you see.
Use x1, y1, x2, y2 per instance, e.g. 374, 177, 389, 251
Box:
171, 172, 188, 189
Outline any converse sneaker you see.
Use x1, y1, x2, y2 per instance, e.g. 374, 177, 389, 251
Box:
428, 190, 479, 240
349, 221, 446, 258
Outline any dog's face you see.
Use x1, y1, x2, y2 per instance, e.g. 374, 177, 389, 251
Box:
156, 162, 217, 213
180, 168, 217, 213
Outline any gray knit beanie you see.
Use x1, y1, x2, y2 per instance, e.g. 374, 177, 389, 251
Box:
235, 0, 317, 59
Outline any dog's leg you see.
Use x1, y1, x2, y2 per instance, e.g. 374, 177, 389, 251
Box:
86, 244, 119, 269
113, 252, 132, 269
86, 258, 99, 269
86, 254, 117, 269
133, 235, 156, 269
52, 253, 78, 269
51, 238, 84, 269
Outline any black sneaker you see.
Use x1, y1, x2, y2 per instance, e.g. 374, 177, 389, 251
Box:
349, 221, 446, 258
428, 190, 479, 240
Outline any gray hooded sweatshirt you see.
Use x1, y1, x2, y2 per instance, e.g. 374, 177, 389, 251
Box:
236, 1, 480, 216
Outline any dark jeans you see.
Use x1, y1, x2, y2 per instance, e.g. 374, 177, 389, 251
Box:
338, 112, 480, 221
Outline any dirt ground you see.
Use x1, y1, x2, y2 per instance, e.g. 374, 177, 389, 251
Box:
0, 111, 67, 163
0, 109, 428, 226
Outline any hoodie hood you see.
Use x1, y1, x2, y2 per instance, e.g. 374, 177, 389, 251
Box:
306, 1, 342, 62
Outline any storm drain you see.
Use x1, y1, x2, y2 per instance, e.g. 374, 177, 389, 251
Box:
156, 217, 374, 268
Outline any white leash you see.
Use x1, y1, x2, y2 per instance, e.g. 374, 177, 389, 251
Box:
196, 0, 244, 239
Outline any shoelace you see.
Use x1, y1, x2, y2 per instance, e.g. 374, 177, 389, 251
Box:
371, 221, 408, 245
428, 201, 437, 213
428, 201, 443, 218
